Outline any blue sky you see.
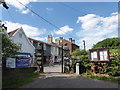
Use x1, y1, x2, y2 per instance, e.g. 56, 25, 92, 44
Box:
1, 1, 118, 49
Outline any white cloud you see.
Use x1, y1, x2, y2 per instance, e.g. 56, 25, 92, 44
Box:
77, 12, 118, 50
33, 37, 47, 42
5, 0, 39, 14
21, 9, 30, 14
5, 21, 46, 38
55, 25, 74, 35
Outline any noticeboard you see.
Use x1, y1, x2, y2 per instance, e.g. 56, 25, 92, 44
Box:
89, 48, 110, 62
16, 58, 30, 68
6, 58, 16, 68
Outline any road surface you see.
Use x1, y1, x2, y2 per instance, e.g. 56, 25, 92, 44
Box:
20, 64, 119, 88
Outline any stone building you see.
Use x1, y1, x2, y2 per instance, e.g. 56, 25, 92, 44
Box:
55, 37, 79, 54
47, 35, 62, 63
28, 38, 52, 64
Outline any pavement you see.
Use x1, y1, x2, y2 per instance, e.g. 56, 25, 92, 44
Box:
20, 64, 119, 88
44, 64, 61, 73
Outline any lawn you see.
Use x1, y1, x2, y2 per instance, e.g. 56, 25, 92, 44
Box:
2, 71, 39, 89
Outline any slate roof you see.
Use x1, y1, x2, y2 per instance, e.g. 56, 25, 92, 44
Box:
8, 28, 19, 36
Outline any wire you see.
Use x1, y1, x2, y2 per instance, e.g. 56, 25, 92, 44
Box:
16, 0, 59, 29
59, 2, 88, 16
15, 0, 76, 39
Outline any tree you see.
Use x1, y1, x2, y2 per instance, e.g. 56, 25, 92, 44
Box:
93, 38, 120, 49
71, 49, 88, 57
2, 34, 20, 57
71, 49, 90, 72
93, 38, 120, 76
1, 28, 20, 58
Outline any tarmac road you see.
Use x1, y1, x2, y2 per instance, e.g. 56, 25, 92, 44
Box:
20, 64, 119, 88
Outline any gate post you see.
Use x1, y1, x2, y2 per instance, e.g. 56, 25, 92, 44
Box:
63, 44, 70, 73
35, 43, 44, 73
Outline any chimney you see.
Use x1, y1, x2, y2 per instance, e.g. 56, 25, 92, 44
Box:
72, 40, 75, 44
47, 35, 53, 44
55, 38, 60, 45
60, 37, 63, 39
69, 38, 72, 43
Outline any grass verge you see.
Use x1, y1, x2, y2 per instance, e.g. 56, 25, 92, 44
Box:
3, 71, 39, 88
81, 73, 120, 84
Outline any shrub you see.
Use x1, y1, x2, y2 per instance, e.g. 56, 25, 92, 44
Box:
71, 49, 90, 73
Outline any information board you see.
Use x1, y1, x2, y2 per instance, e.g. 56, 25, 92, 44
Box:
99, 50, 108, 60
89, 48, 110, 61
16, 58, 30, 68
6, 58, 16, 68
91, 51, 98, 60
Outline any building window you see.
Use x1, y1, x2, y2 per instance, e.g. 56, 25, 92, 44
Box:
44, 43, 46, 50
18, 43, 22, 50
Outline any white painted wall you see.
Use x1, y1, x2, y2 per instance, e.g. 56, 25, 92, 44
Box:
51, 46, 59, 62
11, 27, 35, 58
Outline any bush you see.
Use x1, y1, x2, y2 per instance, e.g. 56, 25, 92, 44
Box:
107, 70, 120, 76
71, 49, 90, 73
107, 59, 120, 76
85, 70, 91, 75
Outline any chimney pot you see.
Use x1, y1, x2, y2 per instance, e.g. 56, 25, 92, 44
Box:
72, 40, 75, 44
47, 35, 53, 43
69, 38, 72, 42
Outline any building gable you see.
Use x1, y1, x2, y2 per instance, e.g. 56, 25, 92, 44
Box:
9, 27, 35, 56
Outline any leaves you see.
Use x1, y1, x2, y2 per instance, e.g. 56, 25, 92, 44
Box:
71, 49, 90, 69
93, 38, 120, 49
2, 31, 20, 57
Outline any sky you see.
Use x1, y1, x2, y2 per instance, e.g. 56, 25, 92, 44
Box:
0, 0, 118, 50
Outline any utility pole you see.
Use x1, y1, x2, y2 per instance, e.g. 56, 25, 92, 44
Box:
83, 40, 86, 50
61, 37, 64, 73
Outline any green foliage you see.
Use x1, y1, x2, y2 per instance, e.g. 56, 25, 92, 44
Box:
93, 38, 120, 49
71, 49, 90, 71
82, 70, 120, 83
107, 65, 120, 76
2, 33, 20, 57
106, 49, 120, 76
107, 70, 120, 76
92, 38, 120, 76
88, 75, 120, 84
72, 49, 88, 57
